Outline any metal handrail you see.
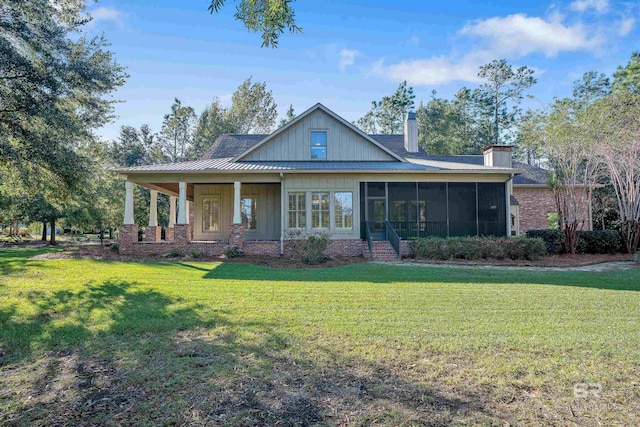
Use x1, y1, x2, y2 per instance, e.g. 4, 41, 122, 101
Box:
384, 220, 401, 259
364, 221, 374, 260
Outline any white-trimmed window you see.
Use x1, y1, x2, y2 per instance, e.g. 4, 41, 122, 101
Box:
202, 197, 219, 232
241, 197, 256, 230
311, 192, 330, 228
288, 192, 306, 228
310, 131, 327, 160
334, 192, 353, 229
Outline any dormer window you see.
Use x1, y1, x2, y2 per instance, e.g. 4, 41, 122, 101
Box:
310, 131, 327, 160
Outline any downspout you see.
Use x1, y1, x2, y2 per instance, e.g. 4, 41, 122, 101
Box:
280, 172, 285, 256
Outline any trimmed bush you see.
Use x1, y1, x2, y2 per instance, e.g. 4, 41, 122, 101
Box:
525, 230, 564, 255
165, 247, 183, 258
410, 236, 546, 261
109, 243, 119, 253
302, 233, 330, 265
224, 246, 244, 258
577, 230, 622, 254
526, 229, 623, 255
190, 249, 203, 259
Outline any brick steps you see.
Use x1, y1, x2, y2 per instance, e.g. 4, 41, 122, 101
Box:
367, 240, 399, 261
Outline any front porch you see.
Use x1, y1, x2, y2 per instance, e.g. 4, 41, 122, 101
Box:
119, 180, 281, 256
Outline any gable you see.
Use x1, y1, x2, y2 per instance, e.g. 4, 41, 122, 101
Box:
239, 108, 398, 162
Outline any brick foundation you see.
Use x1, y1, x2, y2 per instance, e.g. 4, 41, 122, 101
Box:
165, 227, 174, 242
144, 226, 161, 242
118, 232, 372, 259
119, 224, 138, 255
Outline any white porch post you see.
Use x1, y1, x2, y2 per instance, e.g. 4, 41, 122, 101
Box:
233, 181, 242, 224
186, 201, 191, 224
124, 181, 134, 225
149, 190, 158, 227
169, 196, 176, 228
178, 182, 187, 224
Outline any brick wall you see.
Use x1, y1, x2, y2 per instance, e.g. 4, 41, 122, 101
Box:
513, 186, 591, 234
244, 241, 281, 256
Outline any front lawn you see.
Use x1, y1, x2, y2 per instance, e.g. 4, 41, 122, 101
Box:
0, 247, 638, 425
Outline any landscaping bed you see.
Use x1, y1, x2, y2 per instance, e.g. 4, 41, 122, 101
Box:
404, 253, 635, 268
27, 244, 368, 269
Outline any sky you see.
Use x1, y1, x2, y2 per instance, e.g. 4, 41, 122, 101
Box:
87, 0, 640, 141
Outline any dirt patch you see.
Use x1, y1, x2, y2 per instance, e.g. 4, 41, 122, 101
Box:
27, 245, 368, 269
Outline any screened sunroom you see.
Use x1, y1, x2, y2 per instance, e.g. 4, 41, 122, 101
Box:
359, 181, 508, 240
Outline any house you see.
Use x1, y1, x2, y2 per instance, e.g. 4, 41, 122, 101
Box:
115, 103, 591, 260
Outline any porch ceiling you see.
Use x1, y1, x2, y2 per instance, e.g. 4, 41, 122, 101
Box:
138, 183, 195, 201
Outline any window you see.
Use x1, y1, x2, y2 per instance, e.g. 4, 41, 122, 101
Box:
241, 198, 256, 230
311, 192, 330, 228
310, 131, 327, 160
288, 192, 306, 228
202, 197, 219, 232
334, 192, 353, 229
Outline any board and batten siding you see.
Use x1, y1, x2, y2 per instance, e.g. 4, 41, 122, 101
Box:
241, 109, 396, 161
193, 183, 281, 241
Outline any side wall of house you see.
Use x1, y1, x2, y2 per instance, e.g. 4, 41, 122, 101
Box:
242, 109, 396, 161
513, 186, 592, 234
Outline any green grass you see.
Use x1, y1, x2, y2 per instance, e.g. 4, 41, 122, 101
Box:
0, 247, 638, 425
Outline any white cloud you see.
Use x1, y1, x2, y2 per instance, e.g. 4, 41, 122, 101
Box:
569, 0, 610, 13
459, 14, 600, 57
618, 17, 635, 36
373, 12, 602, 86
88, 6, 125, 28
338, 49, 359, 71
372, 56, 482, 86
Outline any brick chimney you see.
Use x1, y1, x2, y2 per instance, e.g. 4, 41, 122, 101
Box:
404, 111, 418, 153
483, 145, 513, 168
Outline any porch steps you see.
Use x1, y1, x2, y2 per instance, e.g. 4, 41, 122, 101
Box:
367, 240, 399, 261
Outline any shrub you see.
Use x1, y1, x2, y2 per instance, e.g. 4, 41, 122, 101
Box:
409, 237, 449, 260
285, 230, 330, 264
527, 229, 623, 255
165, 247, 183, 258
285, 229, 306, 260
303, 232, 330, 265
109, 243, 119, 253
224, 246, 244, 258
410, 236, 546, 261
17, 227, 30, 237
190, 249, 202, 259
525, 230, 564, 255
577, 230, 622, 254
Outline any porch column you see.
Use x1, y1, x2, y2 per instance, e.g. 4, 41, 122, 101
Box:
166, 195, 176, 241
124, 181, 134, 225
149, 190, 158, 226
175, 182, 191, 245
145, 190, 161, 242
229, 181, 245, 249
120, 181, 138, 255
178, 182, 187, 224
233, 181, 241, 224
169, 196, 176, 228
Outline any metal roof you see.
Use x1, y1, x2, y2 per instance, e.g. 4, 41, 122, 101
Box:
115, 156, 513, 174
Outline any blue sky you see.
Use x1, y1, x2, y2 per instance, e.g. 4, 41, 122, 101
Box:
88, 0, 639, 140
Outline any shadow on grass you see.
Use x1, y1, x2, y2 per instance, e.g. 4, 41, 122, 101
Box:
0, 246, 62, 275
197, 260, 640, 291
1, 279, 498, 425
